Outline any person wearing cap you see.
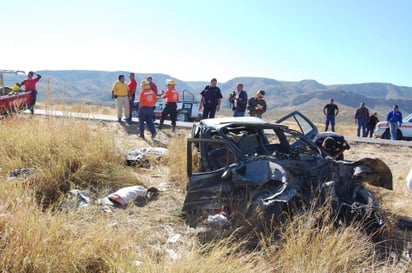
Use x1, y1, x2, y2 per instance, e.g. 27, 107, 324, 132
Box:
21, 71, 41, 114
112, 74, 130, 122
127, 72, 137, 122
199, 78, 223, 119
229, 83, 248, 117
159, 79, 179, 131
313, 132, 350, 160
323, 98, 339, 132
247, 90, 266, 118
138, 79, 157, 139
366, 112, 379, 138
386, 105, 403, 140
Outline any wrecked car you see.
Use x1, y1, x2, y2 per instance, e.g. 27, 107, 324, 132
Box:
182, 112, 392, 232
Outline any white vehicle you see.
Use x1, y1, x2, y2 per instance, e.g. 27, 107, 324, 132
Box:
374, 113, 412, 140
132, 89, 202, 122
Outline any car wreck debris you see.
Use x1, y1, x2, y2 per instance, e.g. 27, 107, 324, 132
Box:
183, 113, 393, 233
126, 147, 168, 168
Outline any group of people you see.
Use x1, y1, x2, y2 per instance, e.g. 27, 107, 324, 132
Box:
5, 71, 42, 114
199, 78, 267, 119
112, 74, 179, 139
323, 98, 403, 140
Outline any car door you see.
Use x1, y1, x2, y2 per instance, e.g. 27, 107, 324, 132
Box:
183, 137, 240, 211
276, 111, 319, 140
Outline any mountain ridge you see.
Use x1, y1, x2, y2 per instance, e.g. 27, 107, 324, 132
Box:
2, 70, 411, 114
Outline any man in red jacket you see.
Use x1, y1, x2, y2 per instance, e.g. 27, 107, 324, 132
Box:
21, 71, 41, 114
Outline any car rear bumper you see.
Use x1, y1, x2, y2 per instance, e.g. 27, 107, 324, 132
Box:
374, 127, 386, 138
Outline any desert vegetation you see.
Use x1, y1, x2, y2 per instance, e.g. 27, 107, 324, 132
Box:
0, 109, 410, 272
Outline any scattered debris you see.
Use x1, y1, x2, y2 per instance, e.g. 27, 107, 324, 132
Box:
107, 185, 159, 207
126, 147, 168, 168
62, 186, 159, 210
7, 168, 35, 179
61, 190, 91, 209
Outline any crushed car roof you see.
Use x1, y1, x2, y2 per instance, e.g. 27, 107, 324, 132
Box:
199, 117, 288, 130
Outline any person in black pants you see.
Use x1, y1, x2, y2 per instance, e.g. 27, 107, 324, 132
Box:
199, 78, 223, 119
159, 80, 179, 131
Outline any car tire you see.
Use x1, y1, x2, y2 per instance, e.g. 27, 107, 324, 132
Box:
177, 111, 189, 122
382, 129, 390, 139
396, 129, 403, 140
382, 129, 403, 140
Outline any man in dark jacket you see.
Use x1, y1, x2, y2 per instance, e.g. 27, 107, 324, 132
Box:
199, 78, 223, 119
366, 112, 379, 138
247, 90, 266, 118
229, 83, 248, 117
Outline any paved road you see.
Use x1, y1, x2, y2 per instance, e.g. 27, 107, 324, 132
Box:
31, 109, 412, 147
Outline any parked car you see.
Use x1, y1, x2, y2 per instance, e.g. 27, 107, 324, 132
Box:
374, 113, 412, 140
183, 112, 392, 233
0, 70, 33, 115
131, 89, 202, 122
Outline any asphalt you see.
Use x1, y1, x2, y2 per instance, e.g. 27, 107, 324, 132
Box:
29, 109, 412, 147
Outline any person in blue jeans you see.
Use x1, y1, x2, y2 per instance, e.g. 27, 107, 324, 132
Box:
323, 98, 339, 132
386, 104, 402, 140
229, 83, 248, 117
354, 102, 369, 137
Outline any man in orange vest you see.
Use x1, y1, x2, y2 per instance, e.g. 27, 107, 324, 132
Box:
138, 80, 157, 139
159, 79, 179, 131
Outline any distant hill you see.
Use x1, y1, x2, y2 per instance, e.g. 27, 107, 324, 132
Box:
2, 70, 411, 114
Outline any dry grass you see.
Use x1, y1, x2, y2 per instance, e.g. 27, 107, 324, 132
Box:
0, 107, 411, 272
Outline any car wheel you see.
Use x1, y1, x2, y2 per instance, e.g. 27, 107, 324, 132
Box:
382, 129, 403, 140
382, 129, 390, 139
247, 183, 287, 224
177, 111, 189, 122
396, 129, 403, 140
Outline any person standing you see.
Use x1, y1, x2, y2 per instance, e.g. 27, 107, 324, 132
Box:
146, 76, 159, 95
247, 90, 267, 118
112, 75, 130, 122
21, 71, 41, 114
127, 72, 137, 122
199, 78, 223, 119
138, 79, 157, 139
229, 83, 248, 117
354, 102, 369, 137
323, 98, 339, 132
159, 79, 179, 132
386, 105, 403, 140
366, 112, 379, 138
146, 76, 158, 121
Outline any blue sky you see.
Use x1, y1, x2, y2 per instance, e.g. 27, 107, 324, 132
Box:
1, 0, 411, 87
